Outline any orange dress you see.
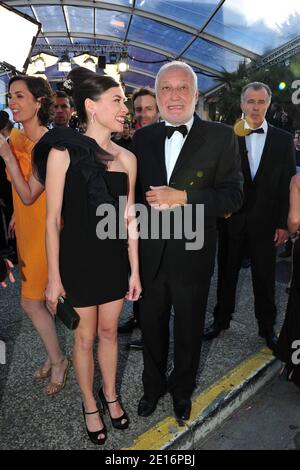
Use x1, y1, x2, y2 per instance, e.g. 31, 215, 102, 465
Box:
8, 128, 47, 300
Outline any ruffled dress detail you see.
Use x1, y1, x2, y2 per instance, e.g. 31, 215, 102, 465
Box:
33, 127, 129, 308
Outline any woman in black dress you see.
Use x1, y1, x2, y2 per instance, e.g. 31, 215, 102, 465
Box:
276, 173, 300, 388
34, 67, 141, 445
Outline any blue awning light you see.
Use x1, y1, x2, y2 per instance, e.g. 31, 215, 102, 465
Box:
2, 0, 300, 93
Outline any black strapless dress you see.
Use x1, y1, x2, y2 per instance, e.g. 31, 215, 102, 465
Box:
275, 238, 300, 388
33, 128, 129, 307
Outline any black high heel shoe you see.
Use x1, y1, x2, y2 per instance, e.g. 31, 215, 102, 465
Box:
98, 387, 129, 430
82, 403, 107, 445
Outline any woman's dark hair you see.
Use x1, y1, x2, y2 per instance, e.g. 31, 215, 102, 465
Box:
8, 75, 54, 126
66, 67, 120, 124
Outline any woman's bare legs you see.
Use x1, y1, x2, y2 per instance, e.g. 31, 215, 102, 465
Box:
98, 298, 127, 424
21, 298, 67, 388
73, 306, 105, 439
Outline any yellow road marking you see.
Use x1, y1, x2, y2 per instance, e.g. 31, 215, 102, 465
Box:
123, 348, 274, 450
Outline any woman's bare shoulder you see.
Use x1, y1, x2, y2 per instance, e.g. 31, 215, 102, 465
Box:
291, 173, 300, 189
48, 147, 70, 172
110, 142, 136, 170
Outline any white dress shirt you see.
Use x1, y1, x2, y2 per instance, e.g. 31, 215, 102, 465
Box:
245, 119, 268, 179
164, 116, 194, 183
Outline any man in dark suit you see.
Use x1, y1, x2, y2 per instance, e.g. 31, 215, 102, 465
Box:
0, 111, 15, 257
132, 61, 243, 421
205, 82, 296, 350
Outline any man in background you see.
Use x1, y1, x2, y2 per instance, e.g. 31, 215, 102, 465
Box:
205, 82, 296, 351
0, 111, 15, 261
132, 87, 160, 128
53, 91, 74, 127
118, 88, 160, 347
114, 120, 132, 150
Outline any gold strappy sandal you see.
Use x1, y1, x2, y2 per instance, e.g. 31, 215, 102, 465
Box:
33, 365, 51, 380
46, 357, 69, 395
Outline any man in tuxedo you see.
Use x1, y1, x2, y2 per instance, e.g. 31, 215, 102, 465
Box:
204, 82, 296, 350
132, 61, 243, 421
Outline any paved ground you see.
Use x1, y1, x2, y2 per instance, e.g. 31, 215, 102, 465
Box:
197, 375, 300, 450
0, 252, 292, 450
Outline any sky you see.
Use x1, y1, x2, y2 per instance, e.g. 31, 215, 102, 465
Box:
227, 0, 300, 30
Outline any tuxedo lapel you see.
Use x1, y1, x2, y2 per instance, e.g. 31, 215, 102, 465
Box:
239, 137, 252, 183
169, 115, 206, 182
253, 125, 272, 182
152, 122, 168, 184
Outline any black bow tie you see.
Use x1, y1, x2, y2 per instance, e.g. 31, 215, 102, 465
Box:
248, 128, 264, 135
165, 125, 188, 139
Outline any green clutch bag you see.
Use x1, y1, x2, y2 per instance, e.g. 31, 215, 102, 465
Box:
56, 296, 80, 330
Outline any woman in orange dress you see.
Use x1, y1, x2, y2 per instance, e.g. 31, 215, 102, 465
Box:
0, 75, 68, 394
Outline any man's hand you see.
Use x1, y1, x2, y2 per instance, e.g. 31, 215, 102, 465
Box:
146, 185, 186, 209
274, 228, 288, 247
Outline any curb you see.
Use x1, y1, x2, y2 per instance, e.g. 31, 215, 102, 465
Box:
124, 348, 280, 450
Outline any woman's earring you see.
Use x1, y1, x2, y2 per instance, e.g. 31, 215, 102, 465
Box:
90, 112, 95, 125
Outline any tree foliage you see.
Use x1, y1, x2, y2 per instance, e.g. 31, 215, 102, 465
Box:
216, 56, 300, 128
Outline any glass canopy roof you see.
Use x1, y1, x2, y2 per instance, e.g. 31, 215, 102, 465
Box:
2, 0, 300, 94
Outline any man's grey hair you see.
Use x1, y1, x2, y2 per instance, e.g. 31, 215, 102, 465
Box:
155, 61, 198, 93
241, 82, 272, 104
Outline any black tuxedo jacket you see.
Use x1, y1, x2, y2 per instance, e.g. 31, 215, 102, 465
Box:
227, 124, 296, 238
132, 115, 243, 284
